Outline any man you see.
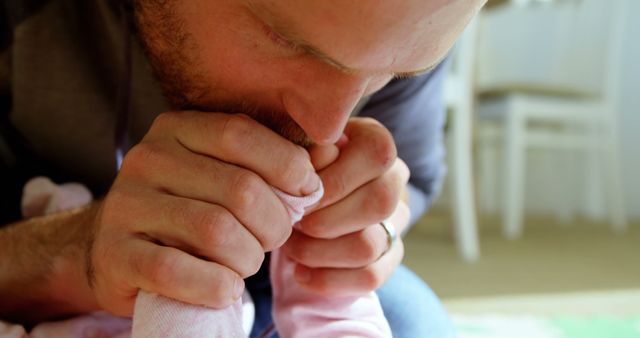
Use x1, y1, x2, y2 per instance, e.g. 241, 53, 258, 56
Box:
0, 0, 485, 336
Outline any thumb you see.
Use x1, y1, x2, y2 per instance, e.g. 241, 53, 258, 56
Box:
308, 144, 340, 171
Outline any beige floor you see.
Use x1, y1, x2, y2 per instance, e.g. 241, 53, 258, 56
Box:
403, 210, 640, 300
443, 289, 640, 315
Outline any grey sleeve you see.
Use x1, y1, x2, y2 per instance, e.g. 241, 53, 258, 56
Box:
358, 59, 449, 227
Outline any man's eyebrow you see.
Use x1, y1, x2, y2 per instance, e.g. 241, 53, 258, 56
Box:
394, 65, 438, 78
294, 39, 438, 78
246, 3, 439, 78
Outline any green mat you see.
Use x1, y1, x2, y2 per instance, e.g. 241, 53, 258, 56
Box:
454, 314, 640, 338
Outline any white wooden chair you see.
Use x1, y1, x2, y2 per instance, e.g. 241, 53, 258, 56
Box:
474, 0, 628, 238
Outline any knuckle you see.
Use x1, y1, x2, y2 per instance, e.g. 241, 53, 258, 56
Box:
152, 111, 178, 129
368, 127, 397, 171
209, 273, 235, 307
230, 171, 263, 212
147, 112, 171, 135
361, 266, 384, 290
189, 208, 234, 248
148, 251, 179, 290
300, 219, 324, 238
220, 114, 255, 155
228, 172, 292, 251
367, 179, 398, 220
242, 250, 265, 278
263, 223, 292, 251
280, 148, 311, 183
149, 111, 186, 138
122, 142, 166, 175
372, 138, 397, 170
355, 230, 381, 264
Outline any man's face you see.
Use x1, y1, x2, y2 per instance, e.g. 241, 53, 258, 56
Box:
135, 0, 485, 146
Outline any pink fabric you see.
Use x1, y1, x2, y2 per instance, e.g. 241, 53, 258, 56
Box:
132, 293, 244, 338
270, 253, 392, 337
0, 321, 27, 338
20, 177, 92, 218
270, 188, 392, 338
28, 313, 132, 338
6, 177, 391, 337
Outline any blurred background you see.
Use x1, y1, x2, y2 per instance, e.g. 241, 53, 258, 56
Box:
403, 0, 640, 336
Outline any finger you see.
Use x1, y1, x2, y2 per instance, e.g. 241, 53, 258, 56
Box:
299, 159, 409, 238
308, 144, 340, 171
147, 111, 320, 196
108, 188, 264, 278
316, 117, 396, 209
119, 239, 244, 313
335, 133, 350, 148
282, 223, 389, 269
285, 201, 410, 268
120, 143, 291, 251
292, 239, 404, 297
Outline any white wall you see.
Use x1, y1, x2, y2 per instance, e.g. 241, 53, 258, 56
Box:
617, 0, 640, 218
518, 1, 640, 219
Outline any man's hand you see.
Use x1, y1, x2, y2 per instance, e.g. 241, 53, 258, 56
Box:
89, 111, 320, 316
282, 117, 411, 296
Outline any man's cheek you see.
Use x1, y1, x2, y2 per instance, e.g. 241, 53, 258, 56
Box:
365, 76, 395, 97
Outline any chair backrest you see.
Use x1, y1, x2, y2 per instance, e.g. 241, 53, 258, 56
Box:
563, 0, 627, 107
475, 0, 627, 106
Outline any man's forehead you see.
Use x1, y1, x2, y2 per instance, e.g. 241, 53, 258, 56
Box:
246, 0, 483, 76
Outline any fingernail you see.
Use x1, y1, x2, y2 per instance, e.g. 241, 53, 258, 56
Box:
302, 172, 321, 195
233, 278, 245, 300
294, 265, 311, 284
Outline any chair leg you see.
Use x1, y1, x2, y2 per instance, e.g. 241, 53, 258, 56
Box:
502, 104, 526, 239
551, 150, 574, 225
584, 124, 607, 221
450, 106, 480, 261
601, 120, 627, 233
477, 126, 500, 214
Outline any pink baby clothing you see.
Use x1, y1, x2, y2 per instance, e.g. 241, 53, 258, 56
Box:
0, 321, 27, 338
270, 189, 392, 338
28, 312, 132, 338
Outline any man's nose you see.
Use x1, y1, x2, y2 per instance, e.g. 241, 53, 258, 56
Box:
282, 70, 370, 145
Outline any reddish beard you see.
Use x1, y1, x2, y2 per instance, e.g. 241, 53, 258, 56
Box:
133, 0, 312, 147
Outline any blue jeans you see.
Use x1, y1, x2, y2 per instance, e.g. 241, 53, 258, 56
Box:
246, 255, 456, 338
